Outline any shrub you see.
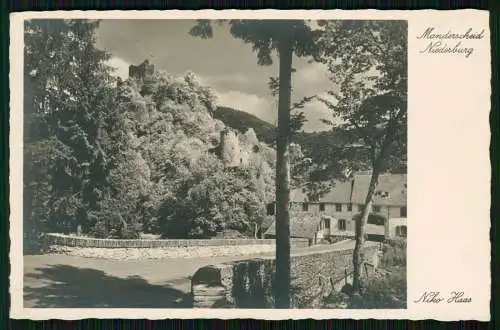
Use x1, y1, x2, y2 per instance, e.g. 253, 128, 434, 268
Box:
89, 219, 109, 239
347, 238, 407, 309
120, 226, 141, 239
350, 266, 407, 309
381, 238, 406, 267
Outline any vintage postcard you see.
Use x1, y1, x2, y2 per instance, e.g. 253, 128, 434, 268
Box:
9, 10, 491, 320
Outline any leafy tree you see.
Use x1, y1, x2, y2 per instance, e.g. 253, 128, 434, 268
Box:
287, 142, 332, 201
118, 67, 272, 239
267, 76, 314, 141
88, 81, 152, 238
24, 19, 117, 236
316, 20, 407, 295
268, 77, 329, 199
164, 167, 266, 238
24, 19, 278, 244
190, 19, 319, 307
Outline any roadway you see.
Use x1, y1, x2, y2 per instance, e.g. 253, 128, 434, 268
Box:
23, 239, 373, 308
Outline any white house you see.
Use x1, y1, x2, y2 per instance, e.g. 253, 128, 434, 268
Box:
266, 172, 407, 243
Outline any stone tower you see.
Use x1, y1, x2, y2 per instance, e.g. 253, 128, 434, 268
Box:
219, 128, 241, 167
218, 127, 262, 169
128, 59, 155, 83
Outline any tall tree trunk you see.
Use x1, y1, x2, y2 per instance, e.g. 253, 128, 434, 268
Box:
352, 166, 381, 294
274, 32, 294, 309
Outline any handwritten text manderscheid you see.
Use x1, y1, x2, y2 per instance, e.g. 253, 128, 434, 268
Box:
414, 291, 472, 304
417, 27, 485, 58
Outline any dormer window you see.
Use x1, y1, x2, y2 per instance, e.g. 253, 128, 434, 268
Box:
376, 191, 390, 198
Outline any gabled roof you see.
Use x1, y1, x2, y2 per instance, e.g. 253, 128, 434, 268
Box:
290, 180, 353, 204
290, 172, 406, 206
351, 173, 407, 206
264, 213, 324, 239
319, 180, 353, 204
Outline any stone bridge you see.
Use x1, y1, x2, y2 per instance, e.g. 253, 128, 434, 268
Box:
191, 244, 380, 308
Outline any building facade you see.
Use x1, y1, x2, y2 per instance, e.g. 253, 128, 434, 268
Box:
263, 214, 333, 246
266, 173, 407, 241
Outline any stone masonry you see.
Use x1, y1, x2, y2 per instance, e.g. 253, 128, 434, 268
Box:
191, 245, 379, 308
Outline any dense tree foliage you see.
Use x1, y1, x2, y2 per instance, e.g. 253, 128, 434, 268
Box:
190, 19, 321, 307
24, 20, 117, 237
24, 19, 277, 241
316, 20, 407, 295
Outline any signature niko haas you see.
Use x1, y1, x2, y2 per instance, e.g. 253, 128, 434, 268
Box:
414, 291, 472, 304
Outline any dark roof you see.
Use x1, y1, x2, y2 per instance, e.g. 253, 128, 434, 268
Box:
351, 173, 407, 206
319, 180, 353, 204
290, 172, 406, 206
264, 213, 324, 239
290, 180, 353, 204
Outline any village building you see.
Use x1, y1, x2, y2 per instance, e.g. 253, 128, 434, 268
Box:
263, 214, 332, 246
264, 172, 407, 243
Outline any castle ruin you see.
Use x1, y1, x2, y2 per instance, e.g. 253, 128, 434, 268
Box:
129, 59, 156, 83
217, 127, 262, 169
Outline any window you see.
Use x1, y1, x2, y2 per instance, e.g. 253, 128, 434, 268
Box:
358, 205, 363, 212
324, 218, 331, 229
338, 219, 346, 231
396, 225, 407, 237
347, 204, 352, 212
373, 205, 381, 212
319, 203, 325, 212
266, 203, 275, 216
377, 191, 390, 198
302, 203, 309, 211
400, 206, 407, 217
335, 203, 342, 212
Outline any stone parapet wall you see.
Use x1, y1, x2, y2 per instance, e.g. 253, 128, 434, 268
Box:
191, 245, 379, 308
43, 233, 309, 249
45, 244, 279, 261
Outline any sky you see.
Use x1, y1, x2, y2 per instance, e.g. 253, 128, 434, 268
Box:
95, 20, 336, 132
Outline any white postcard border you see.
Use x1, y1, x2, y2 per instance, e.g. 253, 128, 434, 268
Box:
9, 9, 491, 320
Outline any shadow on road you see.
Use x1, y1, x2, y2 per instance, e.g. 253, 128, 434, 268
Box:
24, 264, 192, 308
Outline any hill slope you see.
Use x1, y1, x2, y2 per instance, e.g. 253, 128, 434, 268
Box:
214, 106, 277, 145
214, 106, 407, 180
214, 105, 343, 159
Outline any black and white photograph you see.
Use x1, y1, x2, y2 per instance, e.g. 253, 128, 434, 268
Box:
20, 17, 409, 310
9, 9, 492, 321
